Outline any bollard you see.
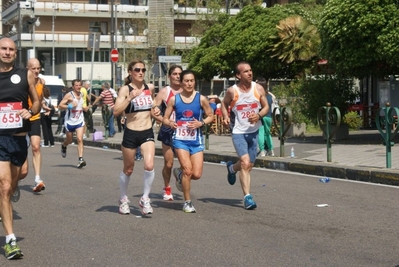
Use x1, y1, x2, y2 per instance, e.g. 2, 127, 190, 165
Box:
317, 102, 341, 162
204, 124, 209, 150
102, 105, 111, 139
375, 102, 399, 168
272, 104, 292, 157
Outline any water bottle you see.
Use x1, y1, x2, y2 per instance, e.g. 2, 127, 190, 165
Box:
290, 147, 295, 158
319, 177, 330, 183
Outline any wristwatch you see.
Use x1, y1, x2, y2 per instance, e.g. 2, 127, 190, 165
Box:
28, 109, 33, 115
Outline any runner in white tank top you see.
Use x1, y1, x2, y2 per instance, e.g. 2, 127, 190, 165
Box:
64, 91, 85, 126
230, 81, 262, 134
221, 62, 269, 210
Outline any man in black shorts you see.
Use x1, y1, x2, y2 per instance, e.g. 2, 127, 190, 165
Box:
0, 38, 40, 259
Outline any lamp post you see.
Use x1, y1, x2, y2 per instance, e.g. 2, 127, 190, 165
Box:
51, 0, 59, 76
122, 20, 133, 76
28, 0, 40, 58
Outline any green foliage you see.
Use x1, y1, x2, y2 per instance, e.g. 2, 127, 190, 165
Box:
299, 75, 358, 123
319, 0, 399, 78
343, 111, 363, 130
271, 81, 310, 125
272, 76, 358, 124
187, 3, 323, 80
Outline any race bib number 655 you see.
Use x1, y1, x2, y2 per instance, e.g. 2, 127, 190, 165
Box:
0, 102, 23, 129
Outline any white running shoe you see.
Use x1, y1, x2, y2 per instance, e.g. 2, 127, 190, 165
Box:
173, 168, 183, 192
139, 197, 153, 215
183, 201, 196, 213
119, 197, 130, 215
163, 186, 174, 201
259, 150, 266, 157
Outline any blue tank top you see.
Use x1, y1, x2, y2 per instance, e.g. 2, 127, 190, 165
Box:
172, 92, 203, 145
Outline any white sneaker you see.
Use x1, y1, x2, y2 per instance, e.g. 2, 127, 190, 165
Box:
267, 150, 275, 157
139, 197, 153, 215
173, 168, 183, 192
163, 186, 174, 201
119, 197, 130, 215
259, 150, 266, 157
183, 201, 196, 213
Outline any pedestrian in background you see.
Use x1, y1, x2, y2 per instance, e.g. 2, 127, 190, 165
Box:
40, 86, 55, 148
256, 77, 275, 157
92, 82, 116, 138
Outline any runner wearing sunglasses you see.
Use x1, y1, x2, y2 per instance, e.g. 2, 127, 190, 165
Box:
113, 60, 156, 215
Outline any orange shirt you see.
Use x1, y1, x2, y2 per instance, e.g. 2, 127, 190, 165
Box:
28, 80, 44, 121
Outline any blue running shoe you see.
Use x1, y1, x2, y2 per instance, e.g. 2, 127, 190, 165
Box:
226, 161, 236, 185
244, 194, 257, 210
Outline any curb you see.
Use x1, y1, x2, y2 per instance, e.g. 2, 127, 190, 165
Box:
54, 137, 399, 187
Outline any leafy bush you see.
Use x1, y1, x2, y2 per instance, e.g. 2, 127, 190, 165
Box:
271, 75, 359, 125
343, 111, 362, 130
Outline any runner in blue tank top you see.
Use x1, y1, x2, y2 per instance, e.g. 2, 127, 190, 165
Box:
162, 70, 214, 213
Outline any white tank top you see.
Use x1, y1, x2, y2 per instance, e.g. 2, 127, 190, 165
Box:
65, 91, 84, 126
231, 82, 261, 134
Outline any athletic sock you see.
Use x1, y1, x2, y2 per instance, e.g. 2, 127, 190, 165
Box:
35, 175, 41, 183
229, 164, 236, 173
142, 169, 155, 199
119, 171, 131, 200
6, 234, 16, 244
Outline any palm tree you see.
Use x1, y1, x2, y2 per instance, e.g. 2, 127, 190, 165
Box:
269, 15, 320, 65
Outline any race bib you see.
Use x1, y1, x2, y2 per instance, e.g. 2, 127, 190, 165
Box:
0, 102, 23, 129
236, 102, 258, 121
133, 90, 153, 111
175, 120, 197, 140
71, 109, 82, 119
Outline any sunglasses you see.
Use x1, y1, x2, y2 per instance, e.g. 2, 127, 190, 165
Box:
133, 68, 146, 73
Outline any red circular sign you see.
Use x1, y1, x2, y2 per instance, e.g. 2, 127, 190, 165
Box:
110, 49, 119, 63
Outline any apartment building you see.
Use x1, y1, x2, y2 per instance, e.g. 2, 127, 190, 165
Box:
1, 0, 290, 88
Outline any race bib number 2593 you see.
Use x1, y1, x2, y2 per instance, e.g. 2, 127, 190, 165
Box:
0, 102, 23, 129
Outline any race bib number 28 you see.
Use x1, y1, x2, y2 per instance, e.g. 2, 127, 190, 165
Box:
0, 102, 23, 129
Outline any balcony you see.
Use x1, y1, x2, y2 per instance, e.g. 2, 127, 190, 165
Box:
19, 32, 200, 49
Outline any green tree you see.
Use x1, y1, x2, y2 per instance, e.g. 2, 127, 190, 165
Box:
188, 5, 300, 80
319, 0, 399, 78
269, 15, 320, 77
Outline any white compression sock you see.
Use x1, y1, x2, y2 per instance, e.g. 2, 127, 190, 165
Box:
142, 169, 155, 199
119, 171, 131, 200
6, 234, 16, 244
35, 175, 41, 183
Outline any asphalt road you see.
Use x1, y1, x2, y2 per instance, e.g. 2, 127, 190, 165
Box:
1, 144, 398, 266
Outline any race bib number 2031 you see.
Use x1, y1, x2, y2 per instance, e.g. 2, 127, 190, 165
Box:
0, 102, 23, 129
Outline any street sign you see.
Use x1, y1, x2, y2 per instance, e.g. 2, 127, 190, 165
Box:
159, 56, 181, 63
110, 49, 119, 63
87, 32, 100, 51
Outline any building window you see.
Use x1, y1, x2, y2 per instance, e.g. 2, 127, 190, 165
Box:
89, 22, 108, 35
121, 0, 139, 4
75, 49, 111, 62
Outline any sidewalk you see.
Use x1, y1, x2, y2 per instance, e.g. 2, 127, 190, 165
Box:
53, 111, 399, 186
